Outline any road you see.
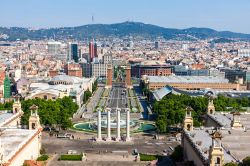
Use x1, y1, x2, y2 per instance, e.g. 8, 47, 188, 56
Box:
42, 132, 179, 158
106, 83, 128, 111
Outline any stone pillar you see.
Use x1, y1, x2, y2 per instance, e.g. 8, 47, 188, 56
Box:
116, 108, 121, 141
107, 108, 111, 141
126, 109, 130, 141
106, 64, 112, 88
125, 64, 132, 89
97, 109, 102, 141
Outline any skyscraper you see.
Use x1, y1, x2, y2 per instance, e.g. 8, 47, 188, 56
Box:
47, 41, 61, 55
94, 43, 98, 57
67, 43, 78, 62
71, 43, 78, 63
155, 41, 159, 49
89, 41, 98, 62
89, 41, 94, 61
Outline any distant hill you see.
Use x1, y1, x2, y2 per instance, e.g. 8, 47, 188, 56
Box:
0, 22, 250, 41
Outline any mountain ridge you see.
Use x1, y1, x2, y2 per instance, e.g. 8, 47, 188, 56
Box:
0, 21, 250, 41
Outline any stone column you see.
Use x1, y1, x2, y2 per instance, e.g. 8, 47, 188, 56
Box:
107, 108, 111, 141
106, 64, 112, 88
97, 109, 102, 141
126, 109, 130, 141
125, 64, 132, 89
116, 108, 121, 141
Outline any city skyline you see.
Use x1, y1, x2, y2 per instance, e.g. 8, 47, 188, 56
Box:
1, 0, 250, 33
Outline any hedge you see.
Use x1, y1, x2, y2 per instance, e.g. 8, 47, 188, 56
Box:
58, 154, 82, 161
140, 153, 157, 161
37, 155, 49, 161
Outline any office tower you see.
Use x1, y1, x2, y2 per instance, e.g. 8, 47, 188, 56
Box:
94, 43, 98, 57
67, 43, 78, 62
78, 48, 82, 59
128, 41, 134, 48
89, 41, 94, 61
182, 44, 188, 51
71, 43, 78, 63
155, 41, 159, 49
47, 41, 61, 55
89, 41, 98, 62
210, 41, 215, 49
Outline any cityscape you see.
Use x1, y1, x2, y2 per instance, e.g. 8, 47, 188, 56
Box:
1, 0, 250, 166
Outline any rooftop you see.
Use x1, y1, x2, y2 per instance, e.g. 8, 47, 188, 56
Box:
152, 86, 172, 101
1, 128, 37, 162
209, 112, 250, 129
184, 128, 236, 163
147, 76, 229, 84
0, 112, 15, 127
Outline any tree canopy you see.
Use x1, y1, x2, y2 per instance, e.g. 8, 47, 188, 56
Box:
153, 94, 250, 133
0, 101, 13, 111
21, 97, 78, 129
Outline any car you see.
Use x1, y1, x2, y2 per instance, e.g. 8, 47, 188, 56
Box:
68, 150, 77, 154
132, 149, 138, 155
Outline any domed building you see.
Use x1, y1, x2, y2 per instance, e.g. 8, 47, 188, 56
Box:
26, 75, 95, 106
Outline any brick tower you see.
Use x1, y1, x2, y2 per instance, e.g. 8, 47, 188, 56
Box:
106, 64, 112, 88
125, 64, 132, 89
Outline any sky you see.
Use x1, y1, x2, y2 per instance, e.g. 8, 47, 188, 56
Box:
1, 0, 250, 33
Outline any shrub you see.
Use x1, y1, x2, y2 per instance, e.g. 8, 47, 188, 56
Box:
37, 154, 49, 161
58, 154, 82, 161
224, 162, 238, 166
40, 147, 46, 155
242, 156, 250, 166
140, 153, 157, 161
171, 145, 183, 162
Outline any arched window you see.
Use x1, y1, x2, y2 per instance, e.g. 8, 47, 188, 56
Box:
216, 157, 221, 164
32, 123, 36, 129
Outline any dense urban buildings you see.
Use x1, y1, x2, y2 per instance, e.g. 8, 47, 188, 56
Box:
1, 18, 250, 166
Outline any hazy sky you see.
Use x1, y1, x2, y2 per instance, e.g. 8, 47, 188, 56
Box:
1, 0, 250, 33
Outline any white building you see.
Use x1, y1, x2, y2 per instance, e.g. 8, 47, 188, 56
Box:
238, 49, 250, 57
0, 100, 42, 166
47, 41, 61, 55
92, 54, 112, 77
27, 75, 95, 106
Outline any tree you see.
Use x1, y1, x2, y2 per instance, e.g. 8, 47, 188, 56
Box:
83, 89, 92, 103
92, 80, 98, 92
224, 162, 238, 166
242, 156, 250, 166
21, 97, 78, 129
171, 145, 183, 162
152, 93, 250, 133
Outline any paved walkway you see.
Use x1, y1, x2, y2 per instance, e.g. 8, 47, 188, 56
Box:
47, 153, 146, 166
